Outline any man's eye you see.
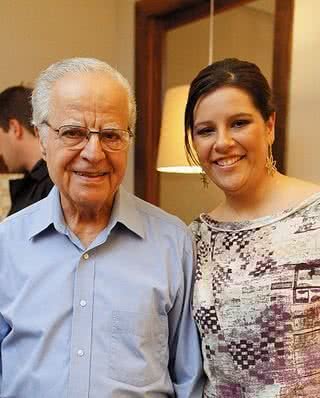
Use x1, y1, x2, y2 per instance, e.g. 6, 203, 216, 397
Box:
62, 128, 85, 138
102, 131, 121, 141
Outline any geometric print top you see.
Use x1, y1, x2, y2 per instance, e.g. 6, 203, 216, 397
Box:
190, 192, 320, 398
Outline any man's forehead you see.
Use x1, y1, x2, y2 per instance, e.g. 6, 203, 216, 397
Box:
52, 71, 125, 98
48, 71, 129, 123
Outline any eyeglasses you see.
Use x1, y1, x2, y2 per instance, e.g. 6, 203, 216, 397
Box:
43, 121, 134, 152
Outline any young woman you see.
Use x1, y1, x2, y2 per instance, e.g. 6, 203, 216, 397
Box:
186, 58, 320, 397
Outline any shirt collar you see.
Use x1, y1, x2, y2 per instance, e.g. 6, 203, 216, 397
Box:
108, 186, 145, 239
27, 186, 66, 239
29, 159, 49, 181
9, 159, 49, 200
27, 185, 145, 240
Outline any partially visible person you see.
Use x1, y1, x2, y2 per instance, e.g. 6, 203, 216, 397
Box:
0, 85, 53, 215
185, 58, 320, 397
0, 58, 203, 397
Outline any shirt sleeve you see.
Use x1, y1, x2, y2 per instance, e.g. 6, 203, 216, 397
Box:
168, 230, 204, 398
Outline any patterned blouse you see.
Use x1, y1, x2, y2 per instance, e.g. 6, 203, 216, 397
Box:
190, 192, 320, 398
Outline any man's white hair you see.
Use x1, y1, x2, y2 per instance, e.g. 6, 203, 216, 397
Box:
32, 57, 136, 141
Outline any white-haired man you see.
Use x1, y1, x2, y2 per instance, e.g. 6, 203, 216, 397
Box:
0, 58, 203, 397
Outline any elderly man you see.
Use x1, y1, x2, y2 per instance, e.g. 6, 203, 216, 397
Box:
0, 58, 203, 397
0, 85, 53, 215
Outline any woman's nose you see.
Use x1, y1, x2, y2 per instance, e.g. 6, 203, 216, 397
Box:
213, 129, 234, 153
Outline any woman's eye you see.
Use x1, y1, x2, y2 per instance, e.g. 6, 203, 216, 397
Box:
194, 127, 215, 136
232, 119, 250, 128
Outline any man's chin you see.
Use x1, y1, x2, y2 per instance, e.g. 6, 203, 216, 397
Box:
68, 193, 114, 212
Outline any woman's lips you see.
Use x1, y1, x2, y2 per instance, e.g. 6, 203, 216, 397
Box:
214, 155, 244, 167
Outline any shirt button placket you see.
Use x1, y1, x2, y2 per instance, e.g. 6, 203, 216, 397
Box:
68, 251, 95, 397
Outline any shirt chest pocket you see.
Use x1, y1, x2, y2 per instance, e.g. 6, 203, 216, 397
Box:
108, 310, 168, 387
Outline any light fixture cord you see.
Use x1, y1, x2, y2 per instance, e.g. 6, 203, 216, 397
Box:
208, 0, 214, 65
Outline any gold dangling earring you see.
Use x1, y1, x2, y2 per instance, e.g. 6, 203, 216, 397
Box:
265, 143, 277, 176
200, 169, 209, 188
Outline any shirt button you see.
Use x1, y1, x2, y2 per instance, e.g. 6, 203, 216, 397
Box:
83, 253, 89, 260
77, 349, 84, 357
80, 300, 87, 307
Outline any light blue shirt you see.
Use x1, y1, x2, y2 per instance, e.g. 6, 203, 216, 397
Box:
0, 186, 203, 397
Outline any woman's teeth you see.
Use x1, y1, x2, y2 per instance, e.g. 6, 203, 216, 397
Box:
215, 156, 241, 166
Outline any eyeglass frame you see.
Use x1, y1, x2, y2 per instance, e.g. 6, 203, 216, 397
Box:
42, 121, 134, 152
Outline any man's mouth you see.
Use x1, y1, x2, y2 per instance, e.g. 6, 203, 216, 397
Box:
74, 171, 108, 177
214, 155, 244, 167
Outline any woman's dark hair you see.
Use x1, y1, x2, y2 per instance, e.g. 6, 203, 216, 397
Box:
184, 58, 275, 164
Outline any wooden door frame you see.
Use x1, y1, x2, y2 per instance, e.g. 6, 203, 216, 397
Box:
135, 0, 294, 204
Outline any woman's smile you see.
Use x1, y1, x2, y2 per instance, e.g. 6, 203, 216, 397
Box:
213, 155, 245, 167
193, 86, 274, 195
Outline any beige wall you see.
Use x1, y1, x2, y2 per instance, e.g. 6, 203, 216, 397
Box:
114, 0, 135, 192
161, 2, 274, 224
0, 0, 135, 191
165, 4, 274, 89
286, 0, 320, 184
0, 0, 117, 89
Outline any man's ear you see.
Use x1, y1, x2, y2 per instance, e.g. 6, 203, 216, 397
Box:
35, 127, 47, 160
8, 119, 24, 139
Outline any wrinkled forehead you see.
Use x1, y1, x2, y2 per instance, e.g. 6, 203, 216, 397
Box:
49, 71, 129, 118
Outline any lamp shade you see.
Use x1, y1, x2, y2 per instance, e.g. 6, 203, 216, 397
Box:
157, 85, 201, 173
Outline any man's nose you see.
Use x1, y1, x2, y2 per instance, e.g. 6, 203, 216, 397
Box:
80, 133, 106, 162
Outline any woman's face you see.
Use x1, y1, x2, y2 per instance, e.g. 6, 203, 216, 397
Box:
192, 86, 275, 197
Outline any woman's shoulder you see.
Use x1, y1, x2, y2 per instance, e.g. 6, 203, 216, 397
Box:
189, 216, 215, 240
189, 217, 202, 234
283, 176, 320, 203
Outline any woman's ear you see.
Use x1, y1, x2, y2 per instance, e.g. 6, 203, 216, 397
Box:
266, 112, 276, 144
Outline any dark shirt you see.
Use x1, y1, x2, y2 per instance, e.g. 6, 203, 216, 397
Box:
8, 159, 53, 216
